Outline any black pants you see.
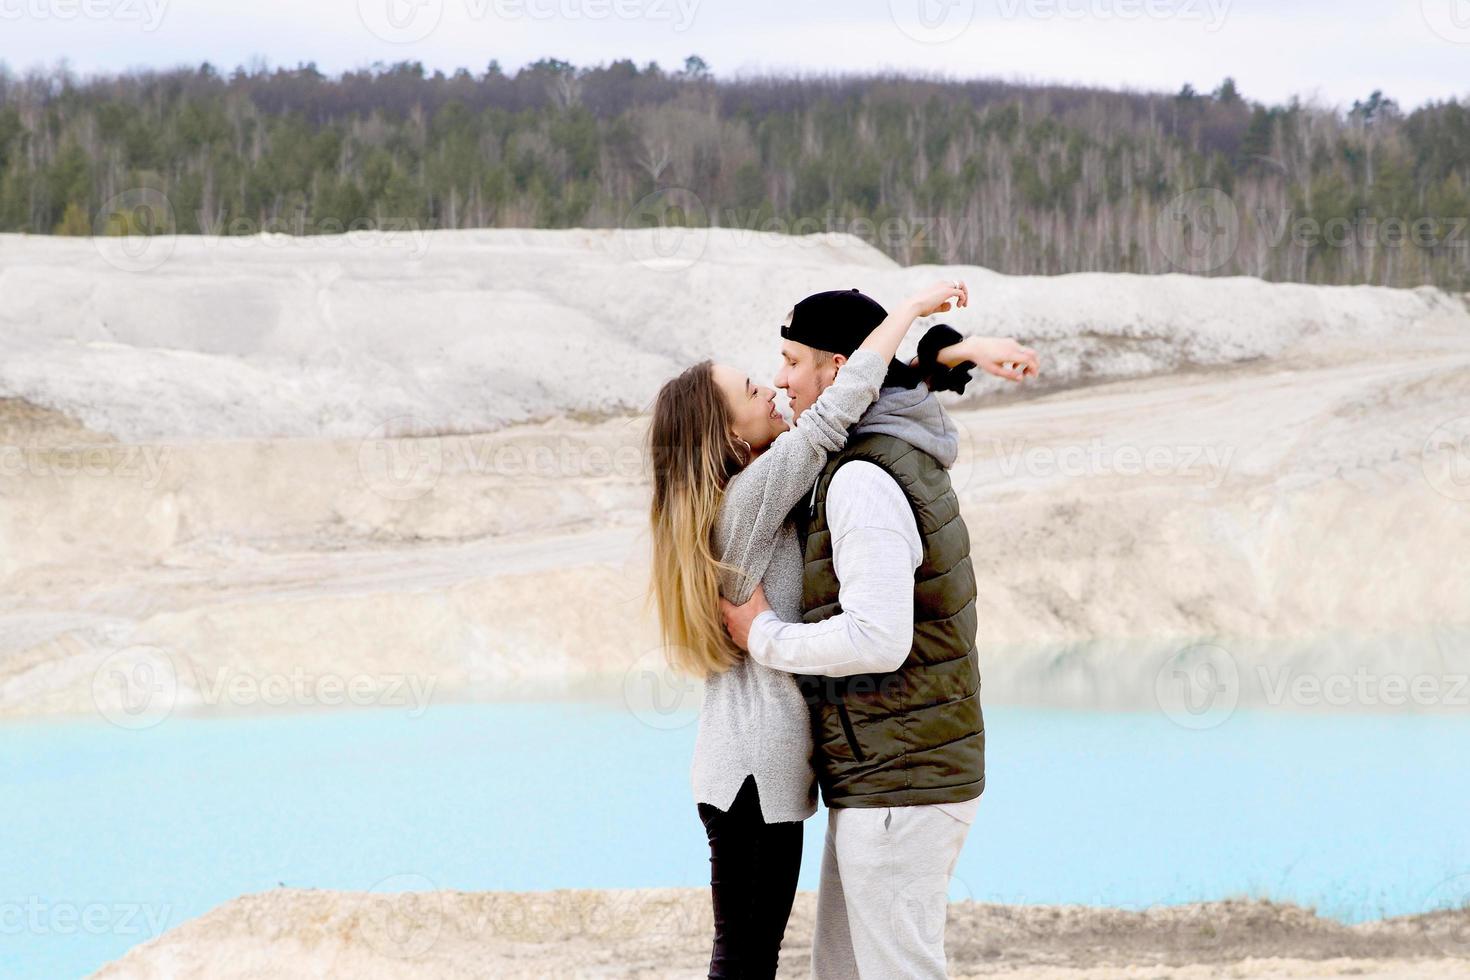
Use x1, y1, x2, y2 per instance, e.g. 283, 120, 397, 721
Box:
697, 774, 804, 980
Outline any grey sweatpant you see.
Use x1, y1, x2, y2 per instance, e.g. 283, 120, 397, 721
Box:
810, 804, 972, 980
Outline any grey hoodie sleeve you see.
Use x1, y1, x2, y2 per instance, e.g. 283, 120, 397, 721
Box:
715, 348, 888, 604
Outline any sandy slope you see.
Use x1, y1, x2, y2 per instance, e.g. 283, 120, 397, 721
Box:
90, 887, 1470, 979
2, 229, 1470, 719
2, 335, 1467, 719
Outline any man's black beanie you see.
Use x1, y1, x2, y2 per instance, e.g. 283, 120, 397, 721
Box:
781, 287, 887, 359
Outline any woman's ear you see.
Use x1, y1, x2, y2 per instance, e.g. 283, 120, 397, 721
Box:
730, 431, 752, 465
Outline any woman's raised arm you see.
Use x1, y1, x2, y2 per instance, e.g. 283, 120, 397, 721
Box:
715, 280, 969, 603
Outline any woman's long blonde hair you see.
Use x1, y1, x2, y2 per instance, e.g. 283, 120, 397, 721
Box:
647, 361, 749, 678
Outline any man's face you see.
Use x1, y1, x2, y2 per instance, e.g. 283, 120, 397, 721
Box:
774, 340, 842, 422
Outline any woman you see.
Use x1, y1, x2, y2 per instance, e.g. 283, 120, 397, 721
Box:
647, 281, 1036, 979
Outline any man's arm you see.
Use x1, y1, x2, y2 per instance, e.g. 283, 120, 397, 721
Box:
738, 461, 922, 677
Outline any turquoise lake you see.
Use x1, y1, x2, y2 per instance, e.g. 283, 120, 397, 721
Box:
4, 701, 1470, 978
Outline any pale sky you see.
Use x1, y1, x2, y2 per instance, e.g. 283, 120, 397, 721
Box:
1, 0, 1467, 110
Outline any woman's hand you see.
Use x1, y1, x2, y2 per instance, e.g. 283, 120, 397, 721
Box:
966, 336, 1040, 382
907, 278, 969, 318
913, 335, 1039, 383
911, 337, 1040, 382
857, 279, 969, 363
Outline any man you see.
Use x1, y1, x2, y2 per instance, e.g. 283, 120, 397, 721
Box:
722, 287, 1031, 979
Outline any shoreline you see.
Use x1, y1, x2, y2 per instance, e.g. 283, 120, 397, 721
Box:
92, 886, 1470, 979
11, 631, 1470, 725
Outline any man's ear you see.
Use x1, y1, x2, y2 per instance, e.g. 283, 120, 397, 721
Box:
830, 353, 847, 375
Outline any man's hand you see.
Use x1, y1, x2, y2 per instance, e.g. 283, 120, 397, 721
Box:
720, 583, 771, 653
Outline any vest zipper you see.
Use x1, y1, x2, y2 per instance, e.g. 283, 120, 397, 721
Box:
835, 701, 865, 762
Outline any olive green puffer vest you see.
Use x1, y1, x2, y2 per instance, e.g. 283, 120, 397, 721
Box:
795, 431, 986, 809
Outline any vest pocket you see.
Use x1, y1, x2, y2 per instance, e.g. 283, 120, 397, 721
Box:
835, 701, 865, 762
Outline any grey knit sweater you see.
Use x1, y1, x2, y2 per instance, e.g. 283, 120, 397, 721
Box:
693, 348, 888, 824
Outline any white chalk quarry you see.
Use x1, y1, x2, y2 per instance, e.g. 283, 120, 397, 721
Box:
0, 228, 1467, 722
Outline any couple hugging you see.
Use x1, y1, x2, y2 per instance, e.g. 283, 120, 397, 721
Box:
648, 280, 1040, 979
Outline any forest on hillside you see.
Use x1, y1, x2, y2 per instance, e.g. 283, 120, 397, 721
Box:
1, 57, 1467, 289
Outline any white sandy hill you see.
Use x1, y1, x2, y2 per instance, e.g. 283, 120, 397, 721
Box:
1, 228, 1468, 719
1, 226, 1464, 441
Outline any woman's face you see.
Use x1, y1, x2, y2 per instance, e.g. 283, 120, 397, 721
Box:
711, 363, 788, 455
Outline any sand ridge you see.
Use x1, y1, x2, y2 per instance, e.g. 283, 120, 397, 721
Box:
90, 886, 1470, 979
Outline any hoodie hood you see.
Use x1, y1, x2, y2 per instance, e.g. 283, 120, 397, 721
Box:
850, 383, 959, 468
